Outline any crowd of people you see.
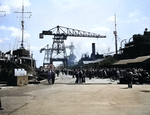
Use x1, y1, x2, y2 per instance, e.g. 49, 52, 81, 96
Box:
47, 67, 150, 88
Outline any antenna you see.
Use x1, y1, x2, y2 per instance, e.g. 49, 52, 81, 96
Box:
14, 0, 32, 49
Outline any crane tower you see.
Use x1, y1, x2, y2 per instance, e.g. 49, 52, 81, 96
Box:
39, 25, 106, 67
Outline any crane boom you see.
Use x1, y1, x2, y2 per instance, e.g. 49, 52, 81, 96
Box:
40, 25, 106, 39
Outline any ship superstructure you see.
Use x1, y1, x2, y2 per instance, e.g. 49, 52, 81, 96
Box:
118, 28, 150, 59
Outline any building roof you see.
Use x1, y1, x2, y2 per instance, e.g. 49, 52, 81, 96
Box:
113, 55, 150, 65
129, 55, 150, 63
112, 59, 133, 65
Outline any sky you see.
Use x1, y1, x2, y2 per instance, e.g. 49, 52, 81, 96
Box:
0, 0, 150, 67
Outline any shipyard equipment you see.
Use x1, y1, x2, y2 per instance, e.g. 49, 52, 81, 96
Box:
66, 42, 76, 66
39, 25, 106, 67
40, 44, 52, 67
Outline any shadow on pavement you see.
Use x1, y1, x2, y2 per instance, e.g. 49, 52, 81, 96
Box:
120, 87, 129, 89
55, 83, 112, 85
140, 90, 150, 93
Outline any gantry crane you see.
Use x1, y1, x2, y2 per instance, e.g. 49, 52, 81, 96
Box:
40, 44, 52, 67
39, 25, 106, 67
40, 42, 76, 67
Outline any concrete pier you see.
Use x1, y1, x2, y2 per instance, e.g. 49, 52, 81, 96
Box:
0, 75, 150, 115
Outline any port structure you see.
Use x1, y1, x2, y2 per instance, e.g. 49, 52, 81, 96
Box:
39, 25, 106, 67
66, 42, 76, 66
40, 44, 52, 67
40, 42, 76, 67
66, 42, 75, 56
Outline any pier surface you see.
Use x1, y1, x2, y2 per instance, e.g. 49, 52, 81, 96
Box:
0, 75, 150, 115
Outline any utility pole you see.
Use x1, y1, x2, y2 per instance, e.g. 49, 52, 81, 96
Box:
114, 14, 118, 54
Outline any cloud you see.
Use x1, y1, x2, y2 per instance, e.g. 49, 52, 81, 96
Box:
4, 37, 10, 40
8, 26, 30, 39
0, 39, 3, 43
8, 26, 18, 32
91, 27, 110, 33
8, 27, 20, 37
125, 19, 139, 23
52, 0, 80, 10
0, 5, 10, 14
125, 20, 131, 23
141, 17, 147, 20
0, 26, 7, 30
107, 16, 115, 22
1, 0, 31, 8
0, 0, 31, 14
97, 42, 109, 54
30, 46, 39, 51
0, 37, 10, 43
129, 10, 139, 17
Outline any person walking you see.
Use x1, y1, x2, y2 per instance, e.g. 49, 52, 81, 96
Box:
47, 69, 52, 84
79, 69, 83, 83
51, 70, 55, 85
82, 69, 86, 83
47, 69, 55, 85
75, 69, 79, 83
126, 68, 133, 88
56, 69, 60, 77
89, 69, 92, 80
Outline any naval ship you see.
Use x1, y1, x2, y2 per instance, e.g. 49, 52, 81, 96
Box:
0, 2, 36, 84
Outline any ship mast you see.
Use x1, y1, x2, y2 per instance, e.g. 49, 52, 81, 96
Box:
114, 14, 118, 54
21, 1, 24, 49
15, 0, 31, 49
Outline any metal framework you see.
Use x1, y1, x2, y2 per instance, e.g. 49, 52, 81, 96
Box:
40, 44, 52, 67
40, 25, 106, 39
39, 25, 106, 67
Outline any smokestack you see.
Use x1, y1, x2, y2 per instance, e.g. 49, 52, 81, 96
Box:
92, 43, 95, 55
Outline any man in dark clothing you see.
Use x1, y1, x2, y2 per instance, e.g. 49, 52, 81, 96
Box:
75, 69, 79, 83
47, 69, 55, 85
47, 69, 51, 84
82, 69, 86, 83
79, 70, 83, 83
56, 69, 60, 77
89, 69, 92, 80
51, 70, 55, 84
126, 68, 133, 88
